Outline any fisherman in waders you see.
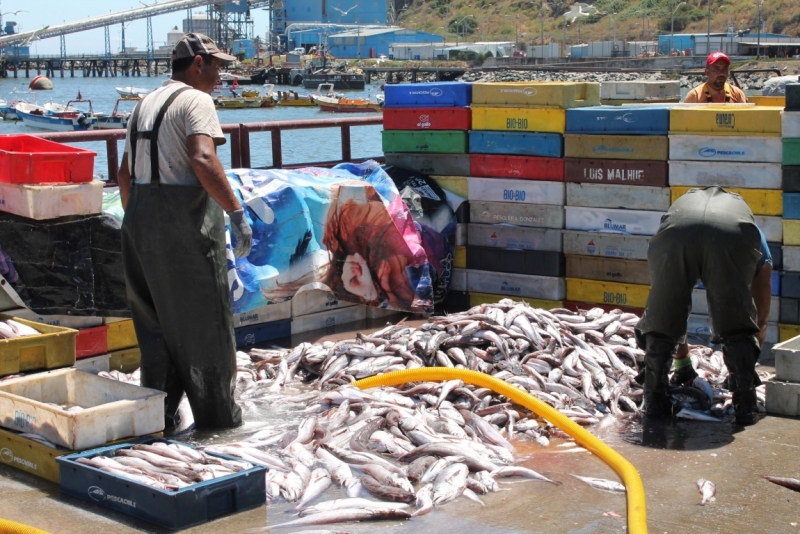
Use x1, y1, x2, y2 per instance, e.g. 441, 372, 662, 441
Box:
683, 52, 747, 103
635, 186, 772, 425
118, 33, 253, 430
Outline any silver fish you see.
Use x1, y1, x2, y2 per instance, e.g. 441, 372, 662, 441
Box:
570, 474, 626, 493
697, 478, 716, 505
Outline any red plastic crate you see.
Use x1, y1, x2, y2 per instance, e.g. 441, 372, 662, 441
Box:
0, 135, 96, 184
383, 107, 471, 131
470, 154, 565, 181
75, 325, 109, 359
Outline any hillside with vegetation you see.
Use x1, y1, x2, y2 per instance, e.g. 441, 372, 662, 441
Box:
392, 0, 800, 51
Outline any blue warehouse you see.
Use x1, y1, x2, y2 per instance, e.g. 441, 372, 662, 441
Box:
327, 27, 443, 59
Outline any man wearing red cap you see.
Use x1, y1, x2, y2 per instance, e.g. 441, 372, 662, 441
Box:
683, 52, 747, 103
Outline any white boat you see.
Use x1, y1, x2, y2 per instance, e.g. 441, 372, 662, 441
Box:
115, 86, 150, 98
96, 98, 137, 130
17, 101, 96, 131
0, 88, 37, 120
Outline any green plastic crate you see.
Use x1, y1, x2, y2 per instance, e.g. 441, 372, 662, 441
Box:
381, 130, 468, 154
784, 139, 800, 166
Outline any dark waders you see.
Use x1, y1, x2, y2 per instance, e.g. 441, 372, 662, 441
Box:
635, 186, 763, 422
121, 87, 242, 430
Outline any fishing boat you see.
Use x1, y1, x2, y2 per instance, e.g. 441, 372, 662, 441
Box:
17, 101, 96, 131
275, 85, 317, 107
95, 97, 138, 130
213, 96, 262, 109
314, 93, 383, 113
115, 86, 150, 98
0, 88, 37, 120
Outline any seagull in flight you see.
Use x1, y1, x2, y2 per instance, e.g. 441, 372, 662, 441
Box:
20, 25, 49, 46
332, 3, 358, 16
4, 10, 27, 16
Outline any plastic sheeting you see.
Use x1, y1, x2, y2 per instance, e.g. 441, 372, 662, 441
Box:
225, 161, 456, 315
0, 212, 129, 316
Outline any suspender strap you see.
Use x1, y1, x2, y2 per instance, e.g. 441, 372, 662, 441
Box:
130, 86, 192, 185
703, 83, 733, 103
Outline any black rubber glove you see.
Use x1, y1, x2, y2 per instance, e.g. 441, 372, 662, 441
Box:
227, 208, 253, 258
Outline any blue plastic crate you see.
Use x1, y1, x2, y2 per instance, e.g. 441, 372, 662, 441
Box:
784, 193, 800, 220
235, 318, 291, 347
782, 272, 800, 299
697, 268, 779, 296
56, 437, 267, 530
384, 82, 472, 108
468, 131, 564, 158
769, 242, 783, 270
565, 105, 673, 135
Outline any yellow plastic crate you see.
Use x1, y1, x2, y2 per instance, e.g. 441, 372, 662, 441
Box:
669, 106, 782, 136
106, 319, 137, 352
0, 315, 76, 376
431, 176, 469, 199
0, 428, 161, 483
468, 292, 563, 309
779, 324, 800, 342
564, 134, 668, 161
749, 95, 785, 107
566, 278, 650, 309
785, 220, 800, 246
471, 106, 566, 134
471, 82, 600, 108
670, 187, 782, 216
454, 246, 466, 269
109, 346, 141, 373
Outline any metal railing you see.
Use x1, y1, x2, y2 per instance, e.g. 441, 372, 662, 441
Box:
35, 115, 384, 184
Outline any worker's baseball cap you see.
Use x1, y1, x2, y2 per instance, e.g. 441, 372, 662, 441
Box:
706, 51, 730, 68
172, 33, 236, 63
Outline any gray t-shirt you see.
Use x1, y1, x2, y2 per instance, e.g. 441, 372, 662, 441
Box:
124, 79, 224, 186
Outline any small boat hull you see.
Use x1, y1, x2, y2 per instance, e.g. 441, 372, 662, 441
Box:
277, 98, 316, 107
96, 116, 128, 129
19, 110, 95, 131
215, 98, 262, 109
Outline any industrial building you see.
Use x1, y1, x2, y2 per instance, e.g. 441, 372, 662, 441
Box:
659, 32, 800, 57
327, 27, 442, 59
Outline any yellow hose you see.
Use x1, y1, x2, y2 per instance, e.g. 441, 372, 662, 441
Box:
0, 519, 50, 534
353, 368, 647, 534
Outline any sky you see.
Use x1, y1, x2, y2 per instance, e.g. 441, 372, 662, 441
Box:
3, 0, 272, 55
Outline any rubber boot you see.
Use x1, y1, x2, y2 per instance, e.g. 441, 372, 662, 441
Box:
641, 334, 677, 418
722, 337, 763, 426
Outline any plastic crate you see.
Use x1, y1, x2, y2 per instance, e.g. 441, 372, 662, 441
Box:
109, 346, 141, 373
57, 437, 267, 530
384, 153, 470, 177
784, 139, 800, 166
563, 300, 643, 315
234, 318, 291, 348
669, 134, 782, 163
466, 246, 565, 277
669, 106, 782, 136
0, 428, 162, 484
75, 324, 109, 359
471, 106, 566, 133
0, 135, 96, 184
383, 107, 471, 131
468, 292, 563, 309
0, 180, 103, 220
566, 254, 650, 285
471, 82, 600, 108
564, 134, 668, 161
106, 319, 137, 352
564, 158, 668, 187
454, 246, 466, 268
0, 368, 165, 450
383, 82, 472, 108
468, 131, 563, 158
565, 105, 672, 135
469, 154, 565, 181
566, 277, 650, 308
0, 314, 76, 377
381, 130, 468, 154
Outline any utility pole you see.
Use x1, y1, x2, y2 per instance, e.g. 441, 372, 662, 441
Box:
563, 14, 566, 57
756, 1, 763, 58
104, 25, 111, 59
707, 0, 711, 56
540, 2, 545, 59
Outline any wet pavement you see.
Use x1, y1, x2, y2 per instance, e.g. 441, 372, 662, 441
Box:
1, 317, 798, 533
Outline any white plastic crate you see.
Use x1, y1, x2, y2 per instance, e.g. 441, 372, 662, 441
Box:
233, 300, 292, 328
668, 135, 782, 163
566, 183, 670, 211
756, 216, 782, 243
0, 368, 165, 450
466, 269, 566, 300
565, 206, 665, 236
0, 180, 103, 220
771, 336, 800, 382
468, 178, 564, 206
468, 224, 563, 252
562, 230, 650, 260
291, 305, 367, 335
451, 268, 466, 292
765, 379, 800, 416
668, 161, 781, 189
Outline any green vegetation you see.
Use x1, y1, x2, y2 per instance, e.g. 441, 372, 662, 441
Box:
394, 0, 800, 46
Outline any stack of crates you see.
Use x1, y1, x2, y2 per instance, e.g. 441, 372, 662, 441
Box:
599, 80, 681, 106
382, 82, 473, 310
0, 135, 107, 359
460, 81, 601, 308
669, 103, 784, 344
780, 85, 800, 341
561, 103, 672, 313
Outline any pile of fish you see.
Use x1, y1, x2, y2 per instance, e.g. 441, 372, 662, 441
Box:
0, 319, 40, 339
96, 299, 767, 527
75, 442, 253, 491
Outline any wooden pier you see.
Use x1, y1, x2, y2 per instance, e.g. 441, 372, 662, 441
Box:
0, 54, 172, 78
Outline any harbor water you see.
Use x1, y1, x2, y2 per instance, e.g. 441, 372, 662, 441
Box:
0, 75, 386, 175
